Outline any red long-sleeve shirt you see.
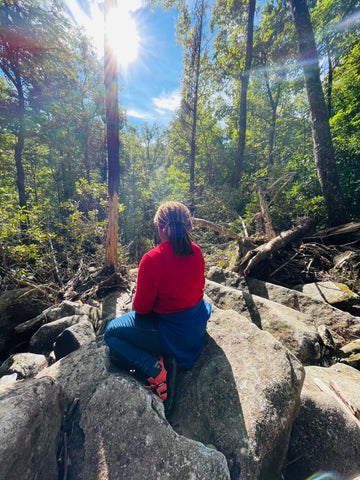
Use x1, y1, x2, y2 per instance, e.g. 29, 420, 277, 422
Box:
132, 241, 205, 314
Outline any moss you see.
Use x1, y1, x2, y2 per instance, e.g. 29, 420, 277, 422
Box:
334, 283, 357, 297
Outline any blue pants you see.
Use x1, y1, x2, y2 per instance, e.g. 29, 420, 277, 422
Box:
104, 311, 166, 378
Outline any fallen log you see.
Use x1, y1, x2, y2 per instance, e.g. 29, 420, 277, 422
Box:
303, 222, 360, 246
193, 217, 247, 241
235, 217, 315, 277
192, 217, 256, 256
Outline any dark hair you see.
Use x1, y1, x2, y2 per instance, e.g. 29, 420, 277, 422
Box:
154, 201, 194, 256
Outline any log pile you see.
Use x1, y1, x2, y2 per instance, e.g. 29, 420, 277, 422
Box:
194, 218, 360, 294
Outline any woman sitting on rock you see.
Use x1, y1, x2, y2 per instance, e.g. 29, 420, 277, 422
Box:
104, 201, 211, 412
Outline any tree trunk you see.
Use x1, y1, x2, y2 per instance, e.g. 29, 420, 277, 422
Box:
288, 0, 349, 227
13, 69, 28, 239
264, 70, 281, 166
233, 0, 256, 184
258, 187, 276, 238
14, 104, 26, 210
104, 0, 120, 271
326, 44, 333, 118
189, 5, 203, 215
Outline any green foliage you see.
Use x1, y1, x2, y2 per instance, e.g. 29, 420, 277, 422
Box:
0, 0, 359, 290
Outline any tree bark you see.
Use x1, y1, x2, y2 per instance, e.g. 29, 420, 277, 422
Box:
258, 187, 276, 238
104, 0, 120, 271
233, 0, 256, 184
264, 70, 281, 166
189, 3, 203, 215
288, 0, 349, 227
193, 217, 249, 242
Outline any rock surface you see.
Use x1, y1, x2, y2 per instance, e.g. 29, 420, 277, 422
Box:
285, 363, 360, 480
0, 268, 360, 480
170, 306, 304, 480
29, 314, 90, 354
37, 339, 230, 480
0, 352, 47, 379
0, 376, 65, 480
54, 318, 96, 360
205, 279, 321, 364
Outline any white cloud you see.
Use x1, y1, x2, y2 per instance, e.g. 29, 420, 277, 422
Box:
152, 90, 181, 114
126, 109, 154, 120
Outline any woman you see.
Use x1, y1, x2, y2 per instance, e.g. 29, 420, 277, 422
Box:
104, 201, 211, 407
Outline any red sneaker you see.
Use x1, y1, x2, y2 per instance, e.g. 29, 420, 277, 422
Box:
145, 357, 168, 401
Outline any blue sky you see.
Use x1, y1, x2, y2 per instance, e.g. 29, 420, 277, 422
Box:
122, 6, 183, 126
64, 1, 184, 126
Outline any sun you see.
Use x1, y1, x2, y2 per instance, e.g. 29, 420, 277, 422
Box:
105, 5, 140, 68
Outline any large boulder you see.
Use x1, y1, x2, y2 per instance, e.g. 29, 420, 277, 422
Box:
169, 306, 305, 480
294, 280, 359, 310
79, 375, 230, 480
0, 287, 49, 358
0, 352, 47, 380
37, 339, 230, 480
285, 363, 360, 480
244, 274, 360, 345
54, 319, 96, 360
205, 279, 321, 364
29, 314, 90, 354
15, 300, 101, 337
97, 289, 133, 335
0, 376, 65, 480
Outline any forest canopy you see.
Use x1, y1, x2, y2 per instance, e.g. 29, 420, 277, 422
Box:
0, 0, 359, 293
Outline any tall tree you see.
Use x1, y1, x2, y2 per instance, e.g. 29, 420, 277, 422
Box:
104, 0, 120, 271
178, 0, 207, 213
212, 0, 256, 184
233, 0, 256, 184
0, 0, 69, 211
288, 0, 350, 226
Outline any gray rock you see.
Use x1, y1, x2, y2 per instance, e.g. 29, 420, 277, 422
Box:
80, 375, 230, 480
207, 266, 248, 290
340, 339, 360, 355
29, 314, 89, 354
285, 363, 360, 480
205, 279, 321, 364
294, 281, 359, 308
98, 289, 133, 335
0, 373, 17, 385
15, 300, 101, 336
239, 271, 360, 345
0, 376, 65, 480
54, 319, 96, 360
0, 352, 47, 379
37, 340, 230, 479
0, 287, 49, 357
169, 307, 304, 480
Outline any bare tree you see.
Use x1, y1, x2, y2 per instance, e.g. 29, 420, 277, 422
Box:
104, 0, 120, 270
233, 0, 256, 184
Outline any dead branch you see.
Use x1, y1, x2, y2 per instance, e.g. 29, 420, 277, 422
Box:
62, 259, 86, 300
304, 222, 360, 246
258, 187, 276, 239
237, 217, 315, 277
193, 217, 252, 243
48, 234, 64, 287
269, 252, 299, 277
315, 378, 360, 429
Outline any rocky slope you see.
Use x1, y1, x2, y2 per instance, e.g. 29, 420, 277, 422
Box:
0, 268, 360, 480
